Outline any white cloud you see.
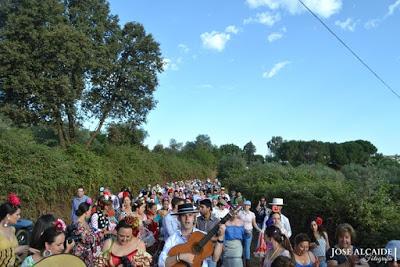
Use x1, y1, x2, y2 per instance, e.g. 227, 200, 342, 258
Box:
225, 25, 239, 34
163, 58, 179, 71
178, 44, 189, 53
387, 0, 400, 16
263, 61, 290, 78
243, 12, 281, 26
200, 25, 239, 52
364, 0, 400, 30
335, 18, 357, 31
364, 19, 380, 29
268, 32, 283, 42
200, 31, 231, 52
245, 0, 342, 19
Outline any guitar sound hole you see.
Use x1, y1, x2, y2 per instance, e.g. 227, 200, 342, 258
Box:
192, 242, 203, 254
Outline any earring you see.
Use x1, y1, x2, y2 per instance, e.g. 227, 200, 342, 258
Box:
3, 217, 9, 227
42, 250, 52, 257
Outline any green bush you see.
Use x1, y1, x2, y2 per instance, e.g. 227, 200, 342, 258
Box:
0, 127, 214, 221
220, 163, 400, 248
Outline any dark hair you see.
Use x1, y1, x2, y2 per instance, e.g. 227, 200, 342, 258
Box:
132, 198, 146, 211
294, 233, 311, 247
97, 196, 112, 210
30, 214, 56, 250
171, 197, 185, 209
38, 225, 65, 251
0, 202, 20, 222
265, 226, 293, 255
77, 185, 84, 190
272, 255, 295, 267
309, 218, 327, 245
116, 217, 139, 237
75, 202, 91, 217
146, 202, 156, 211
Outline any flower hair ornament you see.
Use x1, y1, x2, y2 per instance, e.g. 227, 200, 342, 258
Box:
103, 192, 111, 201
124, 216, 140, 230
54, 218, 67, 232
315, 216, 323, 226
7, 193, 21, 207
86, 198, 93, 205
123, 191, 130, 199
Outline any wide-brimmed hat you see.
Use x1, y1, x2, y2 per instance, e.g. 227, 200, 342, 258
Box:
172, 203, 199, 215
269, 198, 285, 206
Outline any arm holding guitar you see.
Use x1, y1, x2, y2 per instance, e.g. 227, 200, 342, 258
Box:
212, 224, 226, 262
165, 253, 195, 267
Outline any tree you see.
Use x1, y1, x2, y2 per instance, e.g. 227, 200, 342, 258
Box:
152, 143, 164, 153
219, 144, 242, 156
0, 0, 120, 147
243, 141, 256, 165
0, 0, 89, 147
63, 0, 119, 142
84, 22, 163, 147
267, 136, 283, 157
107, 123, 147, 146
169, 138, 183, 152
194, 134, 213, 150
217, 154, 246, 179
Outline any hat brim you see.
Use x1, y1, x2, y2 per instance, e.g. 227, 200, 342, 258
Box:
269, 203, 284, 206
171, 210, 199, 216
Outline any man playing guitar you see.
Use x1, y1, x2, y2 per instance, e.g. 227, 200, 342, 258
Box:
158, 203, 225, 267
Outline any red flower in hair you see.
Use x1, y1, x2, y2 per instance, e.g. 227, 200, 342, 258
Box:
315, 216, 323, 226
8, 193, 21, 207
54, 219, 66, 232
123, 191, 130, 199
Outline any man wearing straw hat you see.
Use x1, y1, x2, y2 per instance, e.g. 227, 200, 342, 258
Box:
158, 203, 225, 267
262, 197, 292, 238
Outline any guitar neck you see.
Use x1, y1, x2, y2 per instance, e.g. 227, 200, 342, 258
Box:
197, 212, 231, 248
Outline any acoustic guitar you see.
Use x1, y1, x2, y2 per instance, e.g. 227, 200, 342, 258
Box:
35, 254, 86, 267
168, 205, 242, 267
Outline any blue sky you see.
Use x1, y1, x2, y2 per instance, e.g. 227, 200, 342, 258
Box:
107, 0, 400, 155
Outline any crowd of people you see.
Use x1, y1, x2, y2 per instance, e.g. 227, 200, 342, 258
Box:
0, 178, 399, 267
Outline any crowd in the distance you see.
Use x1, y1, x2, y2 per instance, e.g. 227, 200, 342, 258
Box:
0, 178, 399, 267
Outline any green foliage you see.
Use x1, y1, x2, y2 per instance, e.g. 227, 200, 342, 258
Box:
0, 0, 163, 147
217, 154, 246, 179
106, 123, 148, 146
181, 135, 217, 168
243, 141, 256, 165
0, 127, 213, 221
219, 162, 400, 248
268, 137, 378, 166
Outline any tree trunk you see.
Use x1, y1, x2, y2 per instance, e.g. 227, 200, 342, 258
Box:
86, 108, 110, 148
66, 102, 75, 143
55, 114, 66, 149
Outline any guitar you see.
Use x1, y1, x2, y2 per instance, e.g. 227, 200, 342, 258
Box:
168, 205, 242, 267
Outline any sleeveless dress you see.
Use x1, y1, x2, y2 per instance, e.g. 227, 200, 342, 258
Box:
311, 236, 327, 267
0, 233, 18, 267
103, 239, 152, 267
295, 252, 314, 267
223, 225, 246, 267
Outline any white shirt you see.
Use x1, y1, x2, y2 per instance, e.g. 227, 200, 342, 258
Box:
239, 210, 256, 231
158, 228, 208, 267
212, 208, 229, 220
162, 212, 180, 240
